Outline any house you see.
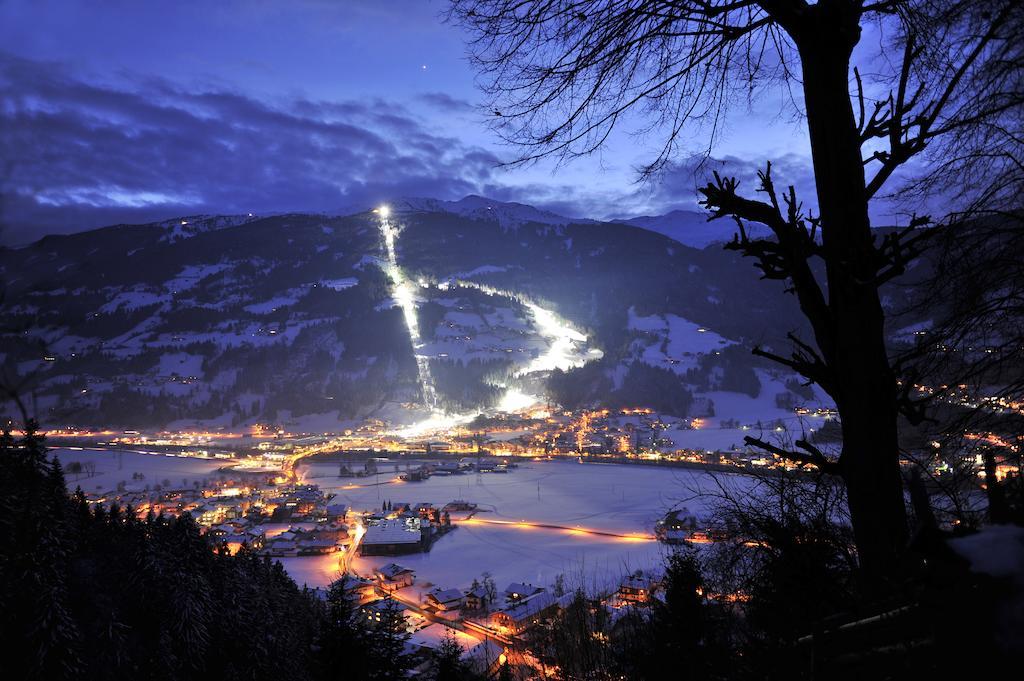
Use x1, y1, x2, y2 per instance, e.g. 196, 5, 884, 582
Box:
491, 592, 558, 635
425, 587, 464, 612
655, 508, 697, 544
297, 538, 338, 555
464, 586, 490, 611
503, 582, 545, 604
359, 521, 424, 556
325, 503, 348, 520
207, 523, 237, 540
443, 500, 476, 512
659, 528, 689, 545
434, 461, 461, 475
360, 599, 412, 631
373, 563, 416, 591
618, 572, 658, 604
220, 531, 265, 554
264, 539, 297, 557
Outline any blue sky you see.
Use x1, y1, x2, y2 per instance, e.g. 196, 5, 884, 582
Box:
0, 0, 827, 243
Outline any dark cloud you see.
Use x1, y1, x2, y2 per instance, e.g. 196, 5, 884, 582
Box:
4, 52, 917, 244
621, 152, 939, 227
624, 153, 820, 217
0, 53, 504, 244
415, 92, 476, 114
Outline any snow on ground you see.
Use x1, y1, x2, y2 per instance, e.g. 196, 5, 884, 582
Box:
319, 277, 358, 291
244, 295, 302, 314
451, 265, 509, 278
307, 460, 726, 532
408, 623, 479, 650
950, 525, 1024, 652
351, 523, 667, 596
149, 320, 316, 349
950, 525, 1024, 582
51, 447, 228, 495
628, 306, 733, 373
890, 319, 933, 343
157, 352, 204, 377
293, 460, 752, 592
163, 263, 231, 292
277, 553, 345, 589
657, 370, 835, 451
99, 289, 169, 313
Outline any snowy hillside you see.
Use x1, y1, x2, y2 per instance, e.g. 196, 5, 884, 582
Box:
616, 209, 772, 248
0, 198, 927, 430
398, 194, 594, 229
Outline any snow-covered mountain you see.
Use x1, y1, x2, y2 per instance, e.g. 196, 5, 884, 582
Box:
615, 209, 772, 248
399, 196, 760, 248
0, 197, 926, 430
398, 194, 595, 229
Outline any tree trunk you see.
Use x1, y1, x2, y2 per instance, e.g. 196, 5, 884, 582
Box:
792, 4, 908, 585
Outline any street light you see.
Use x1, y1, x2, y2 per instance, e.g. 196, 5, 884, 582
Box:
378, 205, 390, 218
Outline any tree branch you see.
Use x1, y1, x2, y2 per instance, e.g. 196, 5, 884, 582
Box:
744, 436, 842, 474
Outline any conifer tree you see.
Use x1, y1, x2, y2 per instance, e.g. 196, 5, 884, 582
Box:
431, 629, 468, 681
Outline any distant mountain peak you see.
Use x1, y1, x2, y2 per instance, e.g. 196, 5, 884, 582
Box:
613, 209, 769, 248
155, 214, 261, 243
398, 195, 593, 229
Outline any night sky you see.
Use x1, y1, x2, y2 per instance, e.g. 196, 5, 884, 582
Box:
1, 0, 837, 245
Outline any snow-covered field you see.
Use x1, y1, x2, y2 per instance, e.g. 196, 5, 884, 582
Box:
50, 447, 230, 494
291, 460, 751, 592
628, 306, 733, 373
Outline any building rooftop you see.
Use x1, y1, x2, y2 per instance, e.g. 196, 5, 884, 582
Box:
498, 591, 557, 623
376, 563, 414, 579
362, 521, 421, 545
428, 588, 464, 604
504, 582, 544, 599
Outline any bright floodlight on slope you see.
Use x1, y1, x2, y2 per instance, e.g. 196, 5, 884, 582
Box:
378, 204, 390, 218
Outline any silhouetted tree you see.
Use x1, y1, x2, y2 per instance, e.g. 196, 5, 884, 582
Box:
451, 0, 1024, 587
430, 630, 476, 681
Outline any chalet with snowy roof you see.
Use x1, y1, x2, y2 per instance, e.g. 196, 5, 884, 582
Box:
308, 525, 348, 542
264, 539, 297, 557
296, 538, 338, 555
207, 523, 239, 540
618, 572, 659, 604
325, 503, 348, 520
464, 586, 490, 611
491, 591, 558, 634
425, 587, 464, 612
359, 521, 424, 556
373, 563, 416, 591
443, 500, 476, 512
504, 582, 545, 604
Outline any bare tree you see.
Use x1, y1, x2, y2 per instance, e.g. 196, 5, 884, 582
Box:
451, 0, 1024, 586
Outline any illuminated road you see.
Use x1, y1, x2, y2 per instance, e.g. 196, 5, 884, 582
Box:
340, 522, 366, 574
455, 516, 659, 542
384, 588, 515, 647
